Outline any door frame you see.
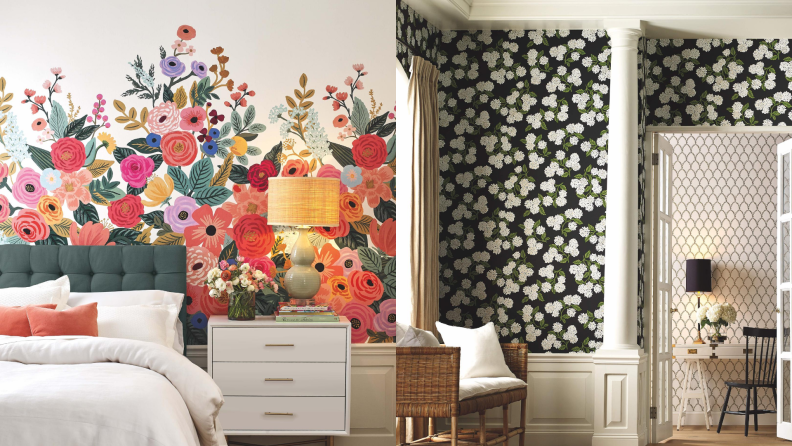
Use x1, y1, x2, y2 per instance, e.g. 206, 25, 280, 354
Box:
643, 126, 792, 444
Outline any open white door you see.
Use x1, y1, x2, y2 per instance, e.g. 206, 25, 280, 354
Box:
778, 139, 792, 440
650, 134, 674, 443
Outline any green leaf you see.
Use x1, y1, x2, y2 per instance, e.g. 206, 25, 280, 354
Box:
127, 184, 145, 196
377, 122, 396, 138
246, 146, 262, 156
374, 199, 396, 222
365, 111, 389, 134
50, 100, 68, 139
35, 232, 68, 245
219, 122, 232, 139
162, 86, 174, 103
264, 142, 282, 173
150, 154, 163, 172
168, 166, 190, 195
350, 97, 370, 137
108, 228, 142, 245
357, 247, 383, 273
128, 137, 161, 154
83, 138, 99, 167
64, 115, 87, 138
219, 241, 238, 261
89, 176, 125, 203
243, 105, 256, 127
140, 210, 166, 229
382, 258, 396, 299
27, 145, 54, 170
113, 147, 136, 163
75, 125, 101, 141
73, 202, 100, 225
189, 158, 214, 192
229, 165, 250, 184
247, 123, 266, 133
238, 132, 258, 142
329, 142, 355, 167
217, 138, 234, 148
334, 226, 368, 250
193, 186, 233, 206
192, 76, 213, 107
386, 134, 396, 163
230, 110, 243, 134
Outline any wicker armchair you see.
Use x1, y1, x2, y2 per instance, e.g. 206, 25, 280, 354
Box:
397, 344, 528, 446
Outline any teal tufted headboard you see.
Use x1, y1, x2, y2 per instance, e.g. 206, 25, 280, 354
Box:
0, 245, 187, 354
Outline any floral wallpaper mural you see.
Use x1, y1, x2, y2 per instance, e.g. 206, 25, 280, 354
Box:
645, 38, 792, 126
0, 25, 396, 345
436, 29, 611, 353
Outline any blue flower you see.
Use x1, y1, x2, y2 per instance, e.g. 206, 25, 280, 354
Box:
208, 128, 220, 139
190, 312, 208, 329
39, 168, 62, 191
146, 133, 161, 147
202, 141, 218, 156
341, 165, 363, 187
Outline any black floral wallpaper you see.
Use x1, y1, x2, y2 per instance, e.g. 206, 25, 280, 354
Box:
396, 0, 442, 76
645, 39, 792, 126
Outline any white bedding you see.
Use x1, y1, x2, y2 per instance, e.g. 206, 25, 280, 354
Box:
0, 336, 225, 446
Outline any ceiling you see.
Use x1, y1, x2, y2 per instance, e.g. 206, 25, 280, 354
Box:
404, 0, 792, 38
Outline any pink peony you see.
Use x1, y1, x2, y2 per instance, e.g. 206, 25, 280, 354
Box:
180, 106, 207, 132
120, 154, 155, 188
12, 168, 47, 208
53, 169, 92, 211
147, 101, 180, 134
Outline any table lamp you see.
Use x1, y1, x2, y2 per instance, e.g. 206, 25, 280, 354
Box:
268, 177, 340, 306
686, 258, 712, 345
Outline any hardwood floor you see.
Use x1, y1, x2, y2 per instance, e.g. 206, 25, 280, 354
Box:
654, 426, 787, 445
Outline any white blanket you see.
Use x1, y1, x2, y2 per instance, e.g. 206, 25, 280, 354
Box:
0, 336, 225, 446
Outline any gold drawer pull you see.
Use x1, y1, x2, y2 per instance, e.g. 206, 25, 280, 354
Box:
265, 378, 294, 382
265, 344, 295, 347
687, 349, 697, 354
265, 412, 293, 416
744, 349, 753, 354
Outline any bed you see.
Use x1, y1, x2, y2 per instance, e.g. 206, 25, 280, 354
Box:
0, 245, 226, 446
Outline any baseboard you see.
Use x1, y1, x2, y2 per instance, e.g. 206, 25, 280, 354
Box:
674, 410, 777, 426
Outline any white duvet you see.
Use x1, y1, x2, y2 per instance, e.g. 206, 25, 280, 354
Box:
0, 336, 225, 446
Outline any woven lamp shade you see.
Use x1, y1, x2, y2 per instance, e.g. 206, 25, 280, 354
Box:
268, 177, 340, 227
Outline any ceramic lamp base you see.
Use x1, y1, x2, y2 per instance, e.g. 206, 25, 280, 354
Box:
283, 227, 321, 301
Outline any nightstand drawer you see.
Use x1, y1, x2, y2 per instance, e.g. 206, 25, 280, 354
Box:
213, 362, 346, 396
212, 327, 347, 362
220, 396, 345, 431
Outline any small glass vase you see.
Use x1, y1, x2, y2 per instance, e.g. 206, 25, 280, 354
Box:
228, 290, 256, 321
709, 326, 727, 343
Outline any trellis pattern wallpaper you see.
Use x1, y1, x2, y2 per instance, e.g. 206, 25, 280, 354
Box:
0, 24, 397, 345
667, 132, 779, 414
435, 29, 612, 352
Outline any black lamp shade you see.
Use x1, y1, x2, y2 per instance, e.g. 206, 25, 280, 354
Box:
686, 259, 712, 292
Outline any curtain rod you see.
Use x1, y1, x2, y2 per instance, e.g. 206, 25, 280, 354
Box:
396, 37, 421, 56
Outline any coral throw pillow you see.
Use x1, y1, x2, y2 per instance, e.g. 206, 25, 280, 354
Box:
0, 304, 57, 336
27, 303, 99, 337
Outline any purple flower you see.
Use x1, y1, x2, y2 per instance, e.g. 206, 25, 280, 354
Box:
160, 56, 186, 78
191, 61, 208, 79
373, 298, 396, 337
164, 196, 198, 233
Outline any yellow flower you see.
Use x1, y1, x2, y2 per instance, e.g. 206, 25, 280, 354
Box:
140, 174, 174, 207
229, 136, 248, 156
37, 196, 63, 225
97, 132, 117, 154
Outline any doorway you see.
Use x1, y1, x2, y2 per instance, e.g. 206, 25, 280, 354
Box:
644, 128, 792, 444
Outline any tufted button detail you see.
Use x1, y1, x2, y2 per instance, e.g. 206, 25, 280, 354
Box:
120, 272, 125, 277
28, 271, 33, 275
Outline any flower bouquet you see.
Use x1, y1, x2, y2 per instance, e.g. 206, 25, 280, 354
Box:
697, 302, 737, 343
205, 256, 278, 321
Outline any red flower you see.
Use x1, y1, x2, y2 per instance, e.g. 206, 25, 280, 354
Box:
31, 118, 47, 131
33, 96, 46, 104
185, 205, 233, 256
316, 213, 349, 240
248, 160, 278, 192
51, 137, 87, 173
108, 195, 144, 228
326, 85, 338, 94
233, 214, 275, 259
333, 115, 349, 128
332, 102, 340, 111
248, 91, 256, 97
177, 25, 196, 40
238, 83, 248, 91
336, 92, 348, 101
281, 159, 310, 177
351, 134, 388, 169
370, 218, 396, 256
239, 98, 247, 107
230, 92, 242, 101
30, 104, 38, 114
348, 270, 384, 305
339, 301, 376, 343
13, 209, 50, 243
161, 131, 198, 166
24, 89, 35, 97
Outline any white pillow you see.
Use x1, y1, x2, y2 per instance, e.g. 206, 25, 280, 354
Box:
0, 277, 69, 308
396, 322, 441, 347
436, 321, 515, 379
67, 290, 185, 353
97, 305, 170, 347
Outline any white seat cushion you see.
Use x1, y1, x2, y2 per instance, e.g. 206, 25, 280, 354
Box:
459, 377, 527, 401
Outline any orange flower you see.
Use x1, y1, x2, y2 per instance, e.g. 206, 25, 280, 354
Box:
37, 196, 63, 225
339, 192, 363, 222
221, 270, 232, 281
312, 244, 343, 283
370, 218, 396, 256
328, 276, 352, 299
177, 25, 196, 40
282, 159, 310, 177
332, 115, 349, 128
352, 166, 394, 207
221, 184, 268, 225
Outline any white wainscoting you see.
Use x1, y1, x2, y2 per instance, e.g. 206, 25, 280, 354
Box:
433, 353, 595, 446
187, 343, 396, 446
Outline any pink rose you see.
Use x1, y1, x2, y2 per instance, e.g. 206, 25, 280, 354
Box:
317, 164, 348, 193
146, 101, 180, 134
12, 167, 47, 208
120, 154, 155, 188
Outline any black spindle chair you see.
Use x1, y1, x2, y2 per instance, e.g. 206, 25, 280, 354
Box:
716, 327, 777, 436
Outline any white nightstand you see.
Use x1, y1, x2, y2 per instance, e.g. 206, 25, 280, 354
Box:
208, 315, 351, 443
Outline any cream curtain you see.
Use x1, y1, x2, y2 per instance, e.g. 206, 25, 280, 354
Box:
408, 56, 441, 335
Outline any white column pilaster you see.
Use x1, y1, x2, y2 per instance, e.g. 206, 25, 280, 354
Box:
592, 23, 647, 446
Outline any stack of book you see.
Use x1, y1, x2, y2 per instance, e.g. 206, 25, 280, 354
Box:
275, 302, 340, 322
